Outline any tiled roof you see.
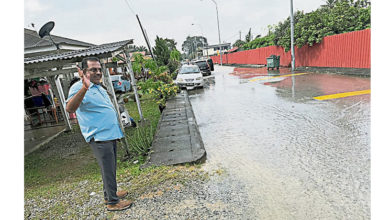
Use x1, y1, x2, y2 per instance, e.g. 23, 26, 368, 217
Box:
24, 28, 95, 49
24, 40, 133, 65
227, 47, 239, 53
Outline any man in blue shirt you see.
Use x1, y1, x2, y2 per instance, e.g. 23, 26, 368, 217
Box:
66, 57, 132, 211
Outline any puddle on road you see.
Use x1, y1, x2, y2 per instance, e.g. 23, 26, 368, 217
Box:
189, 66, 370, 219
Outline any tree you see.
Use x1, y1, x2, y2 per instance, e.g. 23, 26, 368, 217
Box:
135, 45, 148, 53
181, 36, 208, 59
128, 45, 149, 53
134, 55, 178, 108
233, 39, 246, 48
273, 16, 292, 51
152, 36, 171, 66
168, 49, 181, 75
169, 49, 181, 61
323, 0, 337, 8
164, 38, 177, 51
293, 0, 370, 48
242, 34, 275, 50
245, 28, 252, 43
151, 37, 182, 75
237, 0, 370, 52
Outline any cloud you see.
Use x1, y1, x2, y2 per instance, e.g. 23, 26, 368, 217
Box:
25, 0, 49, 13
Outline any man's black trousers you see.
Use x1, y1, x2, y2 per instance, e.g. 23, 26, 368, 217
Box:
89, 139, 119, 205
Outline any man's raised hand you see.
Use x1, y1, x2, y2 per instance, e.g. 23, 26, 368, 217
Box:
77, 66, 90, 90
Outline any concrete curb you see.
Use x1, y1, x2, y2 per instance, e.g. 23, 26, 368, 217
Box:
219, 64, 370, 77
296, 66, 370, 77
142, 90, 206, 168
24, 128, 67, 156
219, 64, 266, 68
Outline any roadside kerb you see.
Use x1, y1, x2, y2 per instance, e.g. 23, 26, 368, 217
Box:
142, 90, 206, 168
24, 127, 67, 156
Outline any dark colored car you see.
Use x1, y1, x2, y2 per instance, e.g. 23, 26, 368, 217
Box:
207, 58, 214, 71
194, 60, 211, 76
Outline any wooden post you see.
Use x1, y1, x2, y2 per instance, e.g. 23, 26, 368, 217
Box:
136, 14, 155, 61
122, 48, 144, 120
61, 78, 70, 98
100, 60, 131, 157
47, 76, 72, 131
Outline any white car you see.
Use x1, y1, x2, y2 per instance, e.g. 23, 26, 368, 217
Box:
175, 64, 204, 90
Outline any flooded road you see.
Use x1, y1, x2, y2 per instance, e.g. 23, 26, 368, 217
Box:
189, 66, 370, 219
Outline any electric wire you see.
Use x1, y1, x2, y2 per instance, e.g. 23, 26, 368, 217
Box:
123, 0, 137, 16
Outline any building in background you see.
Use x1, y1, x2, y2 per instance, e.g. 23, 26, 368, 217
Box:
202, 43, 231, 57
24, 28, 95, 58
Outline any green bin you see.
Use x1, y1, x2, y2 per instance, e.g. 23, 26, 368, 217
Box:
266, 55, 280, 70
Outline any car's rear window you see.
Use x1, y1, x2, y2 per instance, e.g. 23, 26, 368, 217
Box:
195, 61, 208, 67
179, 66, 200, 74
110, 75, 120, 81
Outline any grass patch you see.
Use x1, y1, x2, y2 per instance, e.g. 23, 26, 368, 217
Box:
24, 125, 100, 195
25, 93, 208, 219
120, 93, 161, 160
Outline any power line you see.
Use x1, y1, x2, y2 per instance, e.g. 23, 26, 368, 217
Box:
123, 0, 137, 16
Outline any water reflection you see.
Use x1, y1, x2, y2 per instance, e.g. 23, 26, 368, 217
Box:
291, 72, 295, 99
267, 68, 281, 76
188, 66, 370, 219
229, 67, 370, 103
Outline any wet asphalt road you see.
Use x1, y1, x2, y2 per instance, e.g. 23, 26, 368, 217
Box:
188, 66, 370, 219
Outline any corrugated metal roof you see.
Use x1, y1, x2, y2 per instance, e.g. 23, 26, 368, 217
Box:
206, 43, 231, 48
24, 39, 133, 65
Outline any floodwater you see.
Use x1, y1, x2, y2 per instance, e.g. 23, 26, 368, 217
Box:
188, 66, 370, 219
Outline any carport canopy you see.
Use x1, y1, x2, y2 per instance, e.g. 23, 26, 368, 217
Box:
24, 39, 136, 156
24, 39, 133, 79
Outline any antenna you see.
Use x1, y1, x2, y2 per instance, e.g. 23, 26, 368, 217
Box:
29, 23, 36, 30
38, 21, 60, 50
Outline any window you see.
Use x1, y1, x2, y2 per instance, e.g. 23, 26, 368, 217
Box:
179, 66, 200, 74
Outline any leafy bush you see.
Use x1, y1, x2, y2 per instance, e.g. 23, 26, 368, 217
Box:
168, 49, 180, 76
242, 34, 275, 50
132, 38, 180, 108
136, 65, 178, 107
126, 123, 154, 156
137, 78, 178, 107
240, 0, 370, 52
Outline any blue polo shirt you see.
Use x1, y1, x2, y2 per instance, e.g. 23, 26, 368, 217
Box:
66, 81, 124, 143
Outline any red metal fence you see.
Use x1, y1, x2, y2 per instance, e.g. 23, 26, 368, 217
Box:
211, 29, 370, 68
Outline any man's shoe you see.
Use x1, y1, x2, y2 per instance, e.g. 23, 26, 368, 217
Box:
107, 199, 133, 211
104, 190, 128, 204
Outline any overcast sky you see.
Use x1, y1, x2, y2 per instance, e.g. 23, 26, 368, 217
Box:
25, 0, 327, 52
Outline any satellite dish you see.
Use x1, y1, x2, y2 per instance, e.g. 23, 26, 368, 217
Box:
38, 21, 55, 38
38, 21, 60, 50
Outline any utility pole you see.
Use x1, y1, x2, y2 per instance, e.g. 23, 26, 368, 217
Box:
202, 0, 223, 65
194, 36, 198, 59
136, 14, 155, 61
123, 0, 155, 60
214, 0, 223, 66
239, 31, 241, 41
290, 0, 296, 71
